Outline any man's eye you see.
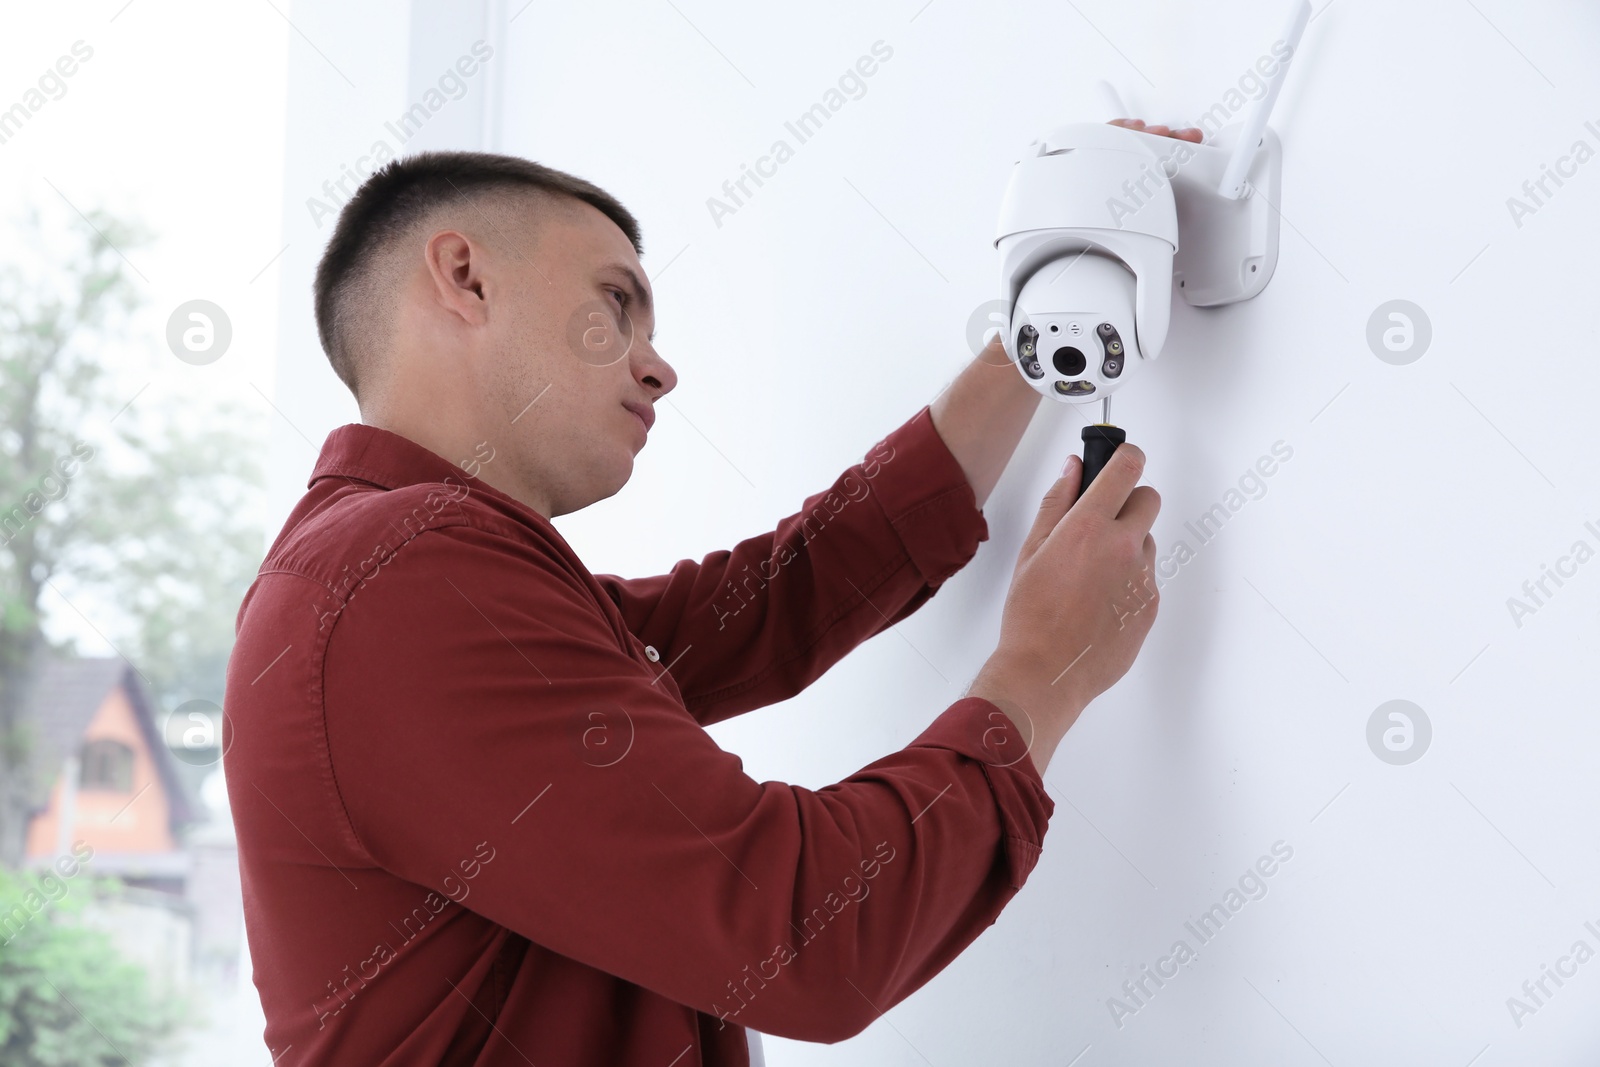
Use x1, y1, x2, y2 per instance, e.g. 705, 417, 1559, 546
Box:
608, 288, 628, 308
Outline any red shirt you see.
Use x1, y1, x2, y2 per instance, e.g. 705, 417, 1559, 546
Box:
224, 402, 1054, 1066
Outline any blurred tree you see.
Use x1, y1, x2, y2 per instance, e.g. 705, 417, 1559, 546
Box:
0, 206, 265, 868
0, 867, 186, 1065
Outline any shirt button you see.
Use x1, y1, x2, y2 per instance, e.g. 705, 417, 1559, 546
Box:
644, 645, 660, 662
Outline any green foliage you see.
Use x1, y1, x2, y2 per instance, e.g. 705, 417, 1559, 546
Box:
0, 869, 186, 1066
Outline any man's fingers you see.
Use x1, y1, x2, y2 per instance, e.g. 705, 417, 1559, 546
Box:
1107, 118, 1205, 143
1118, 485, 1162, 540
1071, 441, 1145, 521
1020, 455, 1083, 559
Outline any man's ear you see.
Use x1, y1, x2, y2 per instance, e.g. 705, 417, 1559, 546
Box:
423, 229, 490, 327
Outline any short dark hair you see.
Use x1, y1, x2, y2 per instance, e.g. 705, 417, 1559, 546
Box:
312, 150, 643, 400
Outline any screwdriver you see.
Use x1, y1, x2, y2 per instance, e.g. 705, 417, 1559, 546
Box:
1076, 394, 1126, 501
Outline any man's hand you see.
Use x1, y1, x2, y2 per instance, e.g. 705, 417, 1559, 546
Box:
966, 444, 1161, 778
1108, 117, 1204, 142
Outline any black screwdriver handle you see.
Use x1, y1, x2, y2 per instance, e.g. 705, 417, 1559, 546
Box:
1077, 424, 1127, 501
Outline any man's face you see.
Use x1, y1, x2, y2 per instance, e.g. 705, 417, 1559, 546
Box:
478, 200, 675, 518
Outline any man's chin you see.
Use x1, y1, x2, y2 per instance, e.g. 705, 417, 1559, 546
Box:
596, 459, 634, 504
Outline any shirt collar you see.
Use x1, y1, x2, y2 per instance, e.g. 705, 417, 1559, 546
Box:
309, 423, 477, 494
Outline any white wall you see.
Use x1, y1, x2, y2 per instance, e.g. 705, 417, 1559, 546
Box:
274, 1, 1600, 1062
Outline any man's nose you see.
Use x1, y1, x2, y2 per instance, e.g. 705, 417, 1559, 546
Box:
638, 344, 676, 395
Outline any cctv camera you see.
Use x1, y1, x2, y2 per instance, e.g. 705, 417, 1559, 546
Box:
994, 104, 1292, 409
991, 0, 1308, 499
995, 122, 1177, 408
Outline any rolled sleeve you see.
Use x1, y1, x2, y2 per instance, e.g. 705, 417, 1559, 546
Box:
862, 403, 990, 591
908, 697, 1053, 890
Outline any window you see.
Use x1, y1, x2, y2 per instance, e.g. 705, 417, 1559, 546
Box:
79, 739, 135, 792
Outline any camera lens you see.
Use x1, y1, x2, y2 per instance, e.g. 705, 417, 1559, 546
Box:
1052, 346, 1086, 376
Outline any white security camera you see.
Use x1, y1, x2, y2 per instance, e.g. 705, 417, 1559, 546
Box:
997, 120, 1178, 406
994, 0, 1310, 411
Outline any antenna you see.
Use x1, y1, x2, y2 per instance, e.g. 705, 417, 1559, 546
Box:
1218, 0, 1312, 200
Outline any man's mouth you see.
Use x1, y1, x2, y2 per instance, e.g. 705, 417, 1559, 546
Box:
622, 401, 654, 435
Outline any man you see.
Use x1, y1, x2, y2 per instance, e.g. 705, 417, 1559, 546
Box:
225, 118, 1194, 1065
